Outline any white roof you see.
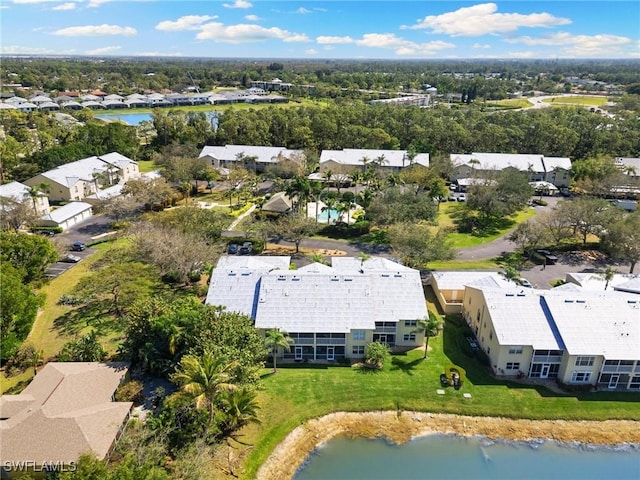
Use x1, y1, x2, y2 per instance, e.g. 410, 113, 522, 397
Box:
208, 255, 428, 334
86, 183, 124, 201
543, 294, 640, 359
205, 256, 291, 316
16, 102, 37, 110
432, 271, 516, 290
319, 149, 429, 169
30, 153, 134, 188
451, 153, 571, 174
451, 153, 545, 173
0, 103, 16, 109
565, 273, 640, 294
41, 202, 92, 223
477, 288, 563, 350
5, 96, 27, 104
199, 145, 304, 165
0, 181, 32, 203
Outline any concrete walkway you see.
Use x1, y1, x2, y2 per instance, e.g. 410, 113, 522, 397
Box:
228, 204, 257, 231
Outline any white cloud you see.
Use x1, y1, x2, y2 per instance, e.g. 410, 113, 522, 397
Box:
316, 35, 354, 45
223, 0, 252, 9
355, 33, 454, 56
135, 51, 184, 57
305, 48, 318, 54
295, 7, 311, 14
12, 0, 62, 3
197, 22, 309, 44
472, 43, 491, 49
53, 24, 137, 36
87, 0, 110, 7
0, 4, 9, 7
1, 44, 75, 54
508, 32, 633, 57
52, 2, 76, 10
314, 7, 327, 12
244, 14, 260, 21
156, 15, 216, 32
85, 45, 121, 55
404, 3, 571, 37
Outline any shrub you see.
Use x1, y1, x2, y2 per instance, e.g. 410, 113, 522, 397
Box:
57, 294, 83, 306
532, 198, 548, 206
364, 341, 389, 368
115, 380, 144, 403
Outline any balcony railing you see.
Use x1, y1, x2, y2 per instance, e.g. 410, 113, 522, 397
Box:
601, 365, 634, 373
532, 355, 562, 363
374, 327, 397, 333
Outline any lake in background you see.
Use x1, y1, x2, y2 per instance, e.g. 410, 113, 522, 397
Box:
95, 111, 219, 127
293, 434, 640, 480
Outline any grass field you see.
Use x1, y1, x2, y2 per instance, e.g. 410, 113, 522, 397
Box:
485, 98, 532, 109
543, 95, 609, 107
136, 160, 157, 173
239, 317, 640, 479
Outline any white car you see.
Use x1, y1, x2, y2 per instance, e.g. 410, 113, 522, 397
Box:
458, 193, 466, 201
519, 278, 533, 288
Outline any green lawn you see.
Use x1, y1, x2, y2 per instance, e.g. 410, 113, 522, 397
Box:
136, 160, 157, 173
485, 98, 532, 109
543, 95, 609, 107
240, 320, 640, 479
437, 203, 537, 249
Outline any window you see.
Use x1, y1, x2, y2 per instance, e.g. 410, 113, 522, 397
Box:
489, 332, 493, 341
403, 333, 416, 342
575, 356, 595, 367
509, 346, 523, 354
506, 363, 520, 370
352, 345, 365, 356
404, 320, 417, 327
487, 347, 491, 355
571, 371, 591, 383
352, 330, 365, 341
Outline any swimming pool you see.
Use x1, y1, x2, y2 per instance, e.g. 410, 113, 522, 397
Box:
316, 209, 340, 223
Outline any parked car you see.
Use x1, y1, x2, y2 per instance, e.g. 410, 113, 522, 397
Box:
458, 193, 467, 201
519, 278, 533, 288
239, 242, 253, 255
60, 254, 81, 263
70, 241, 86, 251
227, 243, 239, 255
536, 249, 558, 265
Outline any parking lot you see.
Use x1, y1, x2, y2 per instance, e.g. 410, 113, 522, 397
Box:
45, 246, 96, 279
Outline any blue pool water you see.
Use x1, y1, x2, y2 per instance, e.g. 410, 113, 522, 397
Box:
317, 208, 341, 222
294, 435, 640, 480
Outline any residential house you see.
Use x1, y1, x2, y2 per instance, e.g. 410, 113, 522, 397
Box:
564, 272, 640, 295
38, 201, 93, 231
319, 148, 430, 174
0, 362, 132, 478
261, 191, 293, 215
462, 286, 640, 390
450, 153, 572, 188
199, 145, 305, 173
25, 152, 138, 202
614, 157, 640, 178
0, 181, 50, 215
205, 256, 429, 361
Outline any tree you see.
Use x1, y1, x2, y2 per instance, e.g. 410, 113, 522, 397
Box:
171, 351, 239, 423
500, 265, 521, 283
0, 263, 43, 361
601, 211, 640, 273
218, 387, 260, 436
59, 330, 107, 362
264, 329, 293, 373
508, 220, 547, 258
388, 223, 455, 269
598, 267, 618, 291
121, 177, 176, 211
364, 341, 389, 368
0, 198, 39, 232
413, 311, 443, 359
273, 214, 318, 253
0, 231, 58, 282
557, 197, 618, 244
466, 168, 533, 222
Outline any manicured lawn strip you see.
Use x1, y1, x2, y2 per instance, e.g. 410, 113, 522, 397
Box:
136, 160, 157, 173
240, 325, 640, 479
428, 259, 500, 270
485, 99, 532, 109
0, 370, 32, 395
543, 96, 608, 107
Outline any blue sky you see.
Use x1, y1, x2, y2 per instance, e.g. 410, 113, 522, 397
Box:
1, 1, 638, 59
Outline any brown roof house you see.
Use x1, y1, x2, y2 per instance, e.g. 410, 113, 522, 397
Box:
0, 362, 132, 477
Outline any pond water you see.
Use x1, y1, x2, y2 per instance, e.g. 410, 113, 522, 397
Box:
95, 110, 219, 127
294, 434, 640, 480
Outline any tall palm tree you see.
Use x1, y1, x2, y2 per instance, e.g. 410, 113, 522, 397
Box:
171, 350, 239, 422
359, 156, 371, 173
24, 182, 49, 214
413, 312, 443, 359
264, 329, 293, 373
350, 170, 362, 194
322, 195, 338, 224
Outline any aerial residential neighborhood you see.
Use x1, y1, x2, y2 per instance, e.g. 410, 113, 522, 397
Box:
1, 10, 640, 475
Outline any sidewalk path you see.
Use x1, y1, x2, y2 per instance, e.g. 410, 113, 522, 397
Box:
228, 204, 256, 231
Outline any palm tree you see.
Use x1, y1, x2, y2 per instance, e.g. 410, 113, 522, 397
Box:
413, 312, 443, 359
171, 350, 239, 422
337, 200, 353, 225
500, 266, 521, 284
359, 156, 371, 173
24, 182, 49, 214
264, 329, 293, 373
219, 387, 260, 435
350, 170, 362, 194
322, 195, 338, 224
